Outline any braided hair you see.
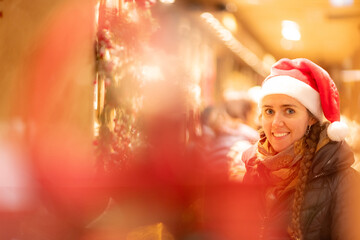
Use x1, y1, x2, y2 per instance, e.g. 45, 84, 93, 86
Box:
288, 121, 322, 240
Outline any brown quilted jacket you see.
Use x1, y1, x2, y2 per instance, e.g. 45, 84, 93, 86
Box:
242, 141, 360, 240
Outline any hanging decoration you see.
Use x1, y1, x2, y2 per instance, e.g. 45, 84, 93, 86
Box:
94, 0, 158, 174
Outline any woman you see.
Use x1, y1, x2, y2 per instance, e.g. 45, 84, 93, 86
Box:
242, 58, 360, 240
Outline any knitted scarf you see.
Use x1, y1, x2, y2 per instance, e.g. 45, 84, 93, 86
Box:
255, 135, 306, 211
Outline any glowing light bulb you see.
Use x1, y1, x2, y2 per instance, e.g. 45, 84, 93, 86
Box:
281, 20, 301, 41
330, 0, 353, 7
222, 13, 238, 33
160, 0, 175, 4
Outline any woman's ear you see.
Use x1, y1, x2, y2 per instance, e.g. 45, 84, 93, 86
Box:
308, 116, 318, 126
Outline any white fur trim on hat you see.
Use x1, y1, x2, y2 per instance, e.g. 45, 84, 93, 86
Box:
260, 75, 324, 122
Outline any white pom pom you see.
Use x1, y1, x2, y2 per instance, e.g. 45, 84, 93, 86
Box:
327, 121, 349, 141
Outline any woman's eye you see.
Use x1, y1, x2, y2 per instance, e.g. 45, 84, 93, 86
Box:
264, 109, 274, 115
285, 108, 295, 114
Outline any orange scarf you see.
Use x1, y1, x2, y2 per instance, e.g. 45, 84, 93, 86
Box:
256, 135, 306, 211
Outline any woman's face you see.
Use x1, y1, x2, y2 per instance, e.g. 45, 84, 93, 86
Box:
261, 94, 317, 153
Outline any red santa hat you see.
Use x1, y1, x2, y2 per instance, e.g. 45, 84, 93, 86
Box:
260, 58, 348, 141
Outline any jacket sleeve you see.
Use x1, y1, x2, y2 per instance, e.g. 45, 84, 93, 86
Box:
331, 168, 360, 240
241, 145, 258, 184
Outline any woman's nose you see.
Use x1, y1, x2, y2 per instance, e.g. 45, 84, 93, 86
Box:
272, 113, 284, 127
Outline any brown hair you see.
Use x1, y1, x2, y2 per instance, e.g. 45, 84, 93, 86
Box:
288, 122, 322, 240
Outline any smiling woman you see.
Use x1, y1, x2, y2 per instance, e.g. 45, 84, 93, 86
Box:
241, 58, 360, 240
260, 94, 317, 153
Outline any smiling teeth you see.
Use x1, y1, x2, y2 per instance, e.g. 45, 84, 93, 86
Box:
273, 133, 288, 137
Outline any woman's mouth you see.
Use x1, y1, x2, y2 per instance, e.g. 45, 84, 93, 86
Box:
272, 132, 289, 138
